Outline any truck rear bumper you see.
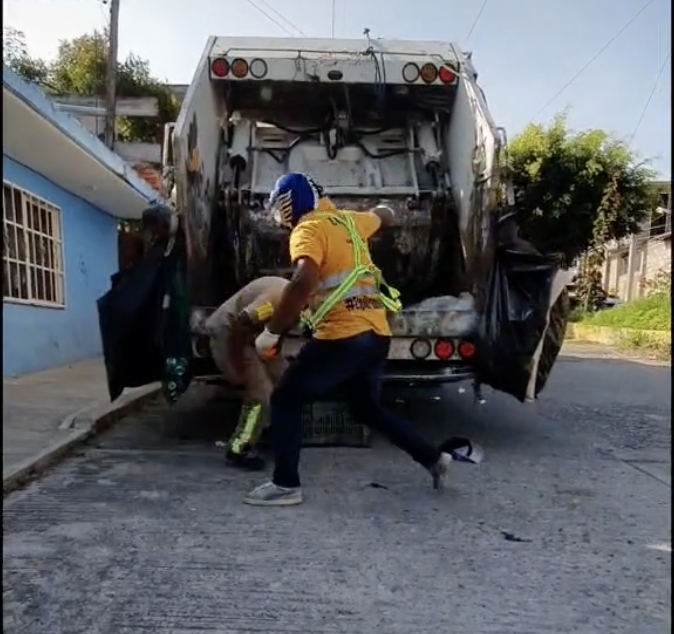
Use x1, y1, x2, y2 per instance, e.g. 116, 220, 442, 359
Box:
281, 338, 473, 384
191, 331, 475, 384
383, 361, 473, 384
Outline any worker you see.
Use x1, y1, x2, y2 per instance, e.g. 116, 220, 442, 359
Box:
244, 173, 457, 506
205, 276, 289, 471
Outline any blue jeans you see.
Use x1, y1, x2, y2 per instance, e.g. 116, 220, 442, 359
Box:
270, 330, 441, 488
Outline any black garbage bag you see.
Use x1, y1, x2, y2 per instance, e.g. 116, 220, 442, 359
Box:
159, 241, 193, 404
97, 235, 193, 403
473, 210, 568, 403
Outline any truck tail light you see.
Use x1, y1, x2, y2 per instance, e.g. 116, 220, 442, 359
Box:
211, 58, 229, 78
231, 58, 249, 78
420, 63, 438, 84
458, 341, 476, 360
438, 66, 456, 84
402, 62, 420, 83
410, 338, 432, 360
249, 58, 268, 79
434, 339, 455, 360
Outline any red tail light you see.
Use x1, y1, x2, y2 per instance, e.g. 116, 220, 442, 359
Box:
211, 58, 229, 77
434, 339, 455, 360
438, 66, 456, 84
458, 341, 476, 359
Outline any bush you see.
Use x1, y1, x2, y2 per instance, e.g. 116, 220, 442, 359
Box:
581, 293, 671, 331
615, 330, 671, 361
568, 307, 586, 323
642, 269, 671, 299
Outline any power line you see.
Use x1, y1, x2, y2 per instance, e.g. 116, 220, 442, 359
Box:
97, 0, 109, 26
331, 0, 336, 38
465, 0, 489, 43
255, 0, 307, 37
629, 49, 671, 145
534, 0, 655, 118
244, 0, 298, 37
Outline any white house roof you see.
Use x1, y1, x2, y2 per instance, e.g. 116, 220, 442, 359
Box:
2, 66, 168, 219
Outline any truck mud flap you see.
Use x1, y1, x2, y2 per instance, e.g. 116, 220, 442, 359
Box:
473, 211, 571, 403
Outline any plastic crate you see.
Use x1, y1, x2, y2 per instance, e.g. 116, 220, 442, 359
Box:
301, 401, 371, 447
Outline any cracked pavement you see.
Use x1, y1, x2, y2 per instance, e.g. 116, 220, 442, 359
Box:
3, 351, 671, 634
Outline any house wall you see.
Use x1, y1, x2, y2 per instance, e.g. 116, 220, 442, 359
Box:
605, 249, 630, 299
641, 236, 672, 279
2, 156, 118, 377
604, 236, 671, 301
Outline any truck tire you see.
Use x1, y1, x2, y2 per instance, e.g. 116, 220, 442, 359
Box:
534, 287, 571, 397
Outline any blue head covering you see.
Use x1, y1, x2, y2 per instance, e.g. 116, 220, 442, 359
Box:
267, 173, 325, 228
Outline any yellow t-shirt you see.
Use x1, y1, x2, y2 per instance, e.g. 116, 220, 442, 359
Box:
289, 199, 392, 340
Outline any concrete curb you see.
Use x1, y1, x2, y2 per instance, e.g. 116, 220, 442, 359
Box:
3, 383, 162, 496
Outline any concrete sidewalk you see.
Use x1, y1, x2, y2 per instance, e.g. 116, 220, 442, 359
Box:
3, 358, 160, 493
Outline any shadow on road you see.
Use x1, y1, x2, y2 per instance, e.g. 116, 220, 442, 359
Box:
94, 376, 549, 458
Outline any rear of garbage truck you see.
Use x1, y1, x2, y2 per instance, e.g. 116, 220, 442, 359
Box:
167, 36, 570, 402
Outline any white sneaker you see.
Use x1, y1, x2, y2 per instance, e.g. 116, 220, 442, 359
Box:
243, 481, 303, 506
430, 452, 453, 491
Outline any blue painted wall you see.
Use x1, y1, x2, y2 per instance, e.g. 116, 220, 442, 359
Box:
3, 156, 118, 377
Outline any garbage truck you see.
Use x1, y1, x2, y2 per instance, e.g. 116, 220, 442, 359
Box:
111, 35, 570, 405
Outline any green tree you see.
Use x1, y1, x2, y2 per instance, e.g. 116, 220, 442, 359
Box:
509, 113, 657, 268
2, 27, 49, 83
49, 31, 108, 95
50, 30, 179, 144
3, 27, 178, 144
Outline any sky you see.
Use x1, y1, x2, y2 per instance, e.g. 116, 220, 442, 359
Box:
4, 0, 672, 177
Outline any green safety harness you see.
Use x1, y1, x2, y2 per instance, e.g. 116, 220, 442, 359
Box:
300, 212, 403, 335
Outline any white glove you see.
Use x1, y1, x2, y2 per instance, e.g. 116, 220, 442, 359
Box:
255, 327, 281, 359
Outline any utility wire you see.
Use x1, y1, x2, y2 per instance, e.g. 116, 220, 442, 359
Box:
331, 0, 336, 38
244, 0, 298, 37
629, 49, 671, 145
255, 0, 307, 37
534, 0, 655, 118
465, 0, 489, 43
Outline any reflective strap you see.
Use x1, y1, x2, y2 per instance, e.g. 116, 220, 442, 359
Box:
308, 265, 366, 327
340, 286, 380, 300
253, 301, 274, 322
316, 283, 380, 299
301, 212, 402, 332
229, 402, 262, 454
318, 271, 375, 291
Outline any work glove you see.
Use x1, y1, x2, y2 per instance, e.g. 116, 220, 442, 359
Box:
255, 327, 281, 359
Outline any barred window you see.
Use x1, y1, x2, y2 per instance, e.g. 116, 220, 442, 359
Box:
3, 182, 65, 307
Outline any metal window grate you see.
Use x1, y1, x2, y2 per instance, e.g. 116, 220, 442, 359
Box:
2, 182, 65, 307
302, 401, 371, 447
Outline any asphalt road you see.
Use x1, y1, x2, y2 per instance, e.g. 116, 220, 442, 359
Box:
3, 351, 671, 634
